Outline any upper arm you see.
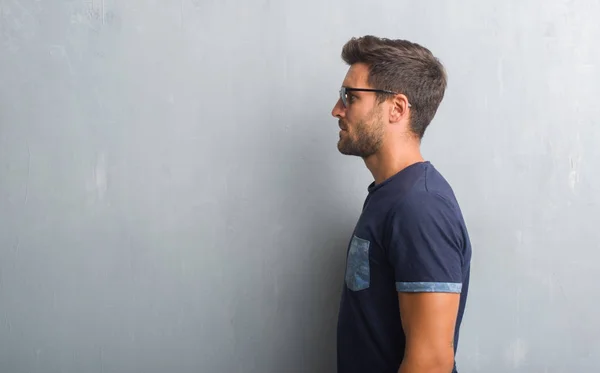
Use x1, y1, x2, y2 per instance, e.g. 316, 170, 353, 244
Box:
398, 292, 459, 369
386, 192, 465, 369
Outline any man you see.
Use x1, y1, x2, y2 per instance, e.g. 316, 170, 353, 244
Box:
332, 36, 472, 373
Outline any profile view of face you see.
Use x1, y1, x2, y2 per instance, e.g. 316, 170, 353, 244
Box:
331, 63, 387, 158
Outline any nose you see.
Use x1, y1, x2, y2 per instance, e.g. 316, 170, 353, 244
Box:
331, 98, 345, 118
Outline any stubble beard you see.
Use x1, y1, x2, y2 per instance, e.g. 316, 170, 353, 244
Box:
337, 108, 385, 158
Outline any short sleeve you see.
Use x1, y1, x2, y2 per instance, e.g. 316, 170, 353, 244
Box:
386, 191, 465, 293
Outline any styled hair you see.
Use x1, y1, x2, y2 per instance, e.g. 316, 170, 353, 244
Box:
341, 35, 447, 138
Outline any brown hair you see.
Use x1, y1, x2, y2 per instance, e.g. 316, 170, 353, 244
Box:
341, 35, 447, 138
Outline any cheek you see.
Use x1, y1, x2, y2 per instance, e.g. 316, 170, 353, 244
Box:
344, 109, 360, 126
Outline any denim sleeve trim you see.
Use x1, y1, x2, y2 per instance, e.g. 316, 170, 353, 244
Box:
396, 282, 462, 293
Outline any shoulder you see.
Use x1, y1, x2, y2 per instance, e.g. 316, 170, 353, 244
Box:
390, 163, 461, 220
385, 186, 467, 251
389, 188, 459, 226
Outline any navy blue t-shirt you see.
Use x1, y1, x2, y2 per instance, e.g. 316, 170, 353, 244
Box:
337, 161, 472, 373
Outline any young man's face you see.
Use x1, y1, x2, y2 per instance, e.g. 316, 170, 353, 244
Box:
331, 63, 387, 158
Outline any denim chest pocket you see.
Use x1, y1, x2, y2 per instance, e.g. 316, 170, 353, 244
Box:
345, 235, 371, 291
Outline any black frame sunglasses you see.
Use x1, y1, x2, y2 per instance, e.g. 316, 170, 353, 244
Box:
339, 86, 411, 108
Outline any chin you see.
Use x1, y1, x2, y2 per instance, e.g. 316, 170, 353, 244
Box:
337, 144, 353, 156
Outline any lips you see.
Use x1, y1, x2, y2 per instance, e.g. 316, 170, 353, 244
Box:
338, 120, 347, 131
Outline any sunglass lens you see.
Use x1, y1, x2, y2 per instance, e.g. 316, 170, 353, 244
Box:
340, 87, 347, 107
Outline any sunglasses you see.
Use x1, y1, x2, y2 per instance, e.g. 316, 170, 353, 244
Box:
339, 86, 411, 108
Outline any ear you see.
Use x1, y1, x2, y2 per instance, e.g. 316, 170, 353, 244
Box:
389, 94, 411, 124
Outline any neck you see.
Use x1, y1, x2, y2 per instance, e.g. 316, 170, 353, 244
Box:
363, 140, 424, 185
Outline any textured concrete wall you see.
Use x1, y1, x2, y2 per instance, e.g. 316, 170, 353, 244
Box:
1, 1, 599, 372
